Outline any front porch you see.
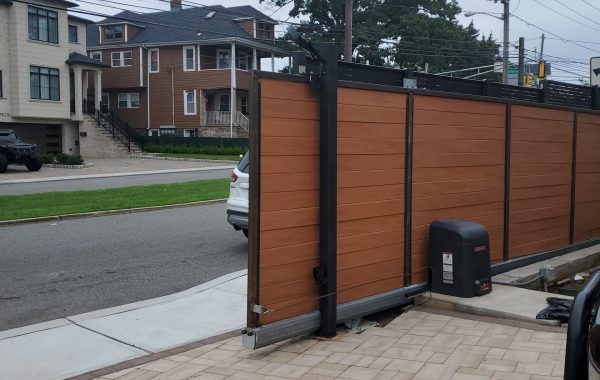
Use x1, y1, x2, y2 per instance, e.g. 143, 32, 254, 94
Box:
66, 53, 108, 121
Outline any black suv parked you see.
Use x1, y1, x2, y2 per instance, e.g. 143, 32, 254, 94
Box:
0, 130, 43, 173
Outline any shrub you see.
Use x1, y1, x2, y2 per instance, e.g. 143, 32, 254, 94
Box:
40, 154, 54, 164
66, 154, 84, 165
55, 153, 69, 164
144, 144, 246, 156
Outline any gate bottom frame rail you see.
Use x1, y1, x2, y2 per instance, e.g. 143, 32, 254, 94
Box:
242, 282, 427, 349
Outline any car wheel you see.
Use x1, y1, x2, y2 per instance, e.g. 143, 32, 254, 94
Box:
242, 228, 248, 238
26, 157, 43, 172
0, 153, 7, 173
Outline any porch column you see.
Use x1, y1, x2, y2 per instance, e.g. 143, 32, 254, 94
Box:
230, 42, 237, 138
73, 66, 83, 119
271, 52, 275, 72
95, 70, 102, 112
82, 71, 89, 104
252, 48, 257, 70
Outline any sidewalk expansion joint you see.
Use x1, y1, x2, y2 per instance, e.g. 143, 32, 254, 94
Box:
65, 317, 153, 354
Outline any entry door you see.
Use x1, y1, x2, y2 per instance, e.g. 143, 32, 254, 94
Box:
101, 93, 110, 114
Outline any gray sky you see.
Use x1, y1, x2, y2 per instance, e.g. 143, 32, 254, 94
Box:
72, 0, 597, 82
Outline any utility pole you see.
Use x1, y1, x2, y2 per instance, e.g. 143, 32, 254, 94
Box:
540, 33, 545, 60
502, 0, 510, 84
344, 0, 353, 62
518, 37, 524, 86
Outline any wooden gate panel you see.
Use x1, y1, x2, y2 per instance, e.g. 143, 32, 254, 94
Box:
258, 78, 320, 324
575, 113, 600, 242
509, 106, 573, 258
411, 96, 506, 282
336, 87, 406, 304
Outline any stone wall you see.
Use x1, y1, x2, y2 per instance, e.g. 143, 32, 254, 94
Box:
78, 117, 129, 158
197, 126, 248, 138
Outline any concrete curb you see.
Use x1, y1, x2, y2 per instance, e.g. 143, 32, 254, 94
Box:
0, 165, 235, 184
43, 163, 95, 169
129, 153, 239, 164
0, 198, 227, 227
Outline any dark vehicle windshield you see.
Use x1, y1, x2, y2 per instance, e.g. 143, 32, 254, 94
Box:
0, 131, 17, 142
238, 152, 249, 174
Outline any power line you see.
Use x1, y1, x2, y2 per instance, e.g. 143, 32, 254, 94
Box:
579, 0, 600, 14
510, 13, 600, 55
531, 0, 600, 33
551, 0, 600, 28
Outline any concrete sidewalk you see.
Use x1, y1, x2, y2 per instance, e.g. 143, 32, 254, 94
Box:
0, 158, 234, 183
0, 270, 247, 380
84, 306, 567, 380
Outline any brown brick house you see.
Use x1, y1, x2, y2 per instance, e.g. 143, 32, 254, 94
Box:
86, 2, 289, 137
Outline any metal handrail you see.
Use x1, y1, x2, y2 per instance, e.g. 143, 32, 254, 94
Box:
565, 271, 600, 379
92, 109, 137, 152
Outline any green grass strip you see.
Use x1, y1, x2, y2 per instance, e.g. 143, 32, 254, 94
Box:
0, 178, 230, 221
156, 153, 242, 161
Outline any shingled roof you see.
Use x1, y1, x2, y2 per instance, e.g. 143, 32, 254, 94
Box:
87, 5, 277, 48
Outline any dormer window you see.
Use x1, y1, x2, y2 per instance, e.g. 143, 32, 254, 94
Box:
104, 25, 124, 40
205, 11, 215, 19
257, 22, 274, 39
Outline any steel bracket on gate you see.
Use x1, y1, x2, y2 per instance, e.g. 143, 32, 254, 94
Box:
313, 266, 328, 286
251, 304, 269, 314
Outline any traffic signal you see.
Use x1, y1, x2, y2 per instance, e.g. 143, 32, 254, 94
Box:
538, 60, 546, 79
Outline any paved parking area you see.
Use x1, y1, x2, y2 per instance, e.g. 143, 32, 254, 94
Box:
85, 306, 567, 380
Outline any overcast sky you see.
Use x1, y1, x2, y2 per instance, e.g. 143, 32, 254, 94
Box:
72, 0, 597, 83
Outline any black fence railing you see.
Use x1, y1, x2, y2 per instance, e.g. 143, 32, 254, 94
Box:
88, 108, 139, 152
135, 135, 249, 151
336, 62, 600, 111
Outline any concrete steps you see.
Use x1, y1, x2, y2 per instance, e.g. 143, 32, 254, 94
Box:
79, 116, 142, 158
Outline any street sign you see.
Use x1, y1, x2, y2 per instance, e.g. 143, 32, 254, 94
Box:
591, 57, 600, 86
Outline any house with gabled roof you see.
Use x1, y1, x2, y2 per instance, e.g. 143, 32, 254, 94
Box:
0, 0, 107, 155
86, 1, 290, 138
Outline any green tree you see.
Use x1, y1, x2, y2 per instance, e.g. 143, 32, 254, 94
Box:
264, 0, 500, 77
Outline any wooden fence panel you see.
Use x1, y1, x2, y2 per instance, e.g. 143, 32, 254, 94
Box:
509, 106, 573, 258
575, 113, 600, 242
337, 88, 406, 303
258, 78, 320, 324
412, 96, 506, 283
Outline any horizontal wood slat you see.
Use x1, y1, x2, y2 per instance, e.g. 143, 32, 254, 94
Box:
575, 113, 600, 242
411, 96, 506, 275
509, 105, 573, 258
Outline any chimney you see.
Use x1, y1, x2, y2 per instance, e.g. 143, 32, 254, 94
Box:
170, 0, 181, 12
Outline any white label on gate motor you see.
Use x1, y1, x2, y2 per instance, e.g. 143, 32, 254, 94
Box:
442, 252, 453, 284
442, 252, 453, 265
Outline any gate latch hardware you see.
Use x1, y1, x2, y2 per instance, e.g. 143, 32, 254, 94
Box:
252, 304, 269, 314
313, 266, 328, 286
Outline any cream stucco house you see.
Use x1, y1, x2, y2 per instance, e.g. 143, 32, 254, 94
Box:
0, 0, 106, 155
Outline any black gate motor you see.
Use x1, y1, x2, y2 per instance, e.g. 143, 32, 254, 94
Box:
429, 219, 492, 297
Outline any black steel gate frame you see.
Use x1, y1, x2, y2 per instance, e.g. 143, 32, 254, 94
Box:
243, 63, 600, 350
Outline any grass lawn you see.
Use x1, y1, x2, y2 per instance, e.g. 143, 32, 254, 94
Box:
155, 153, 242, 161
0, 179, 230, 221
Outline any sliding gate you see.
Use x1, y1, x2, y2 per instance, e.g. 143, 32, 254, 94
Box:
242, 60, 600, 349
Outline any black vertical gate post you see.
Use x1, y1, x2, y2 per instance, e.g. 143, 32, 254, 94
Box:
314, 43, 338, 337
570, 112, 578, 244
403, 94, 414, 286
503, 103, 512, 261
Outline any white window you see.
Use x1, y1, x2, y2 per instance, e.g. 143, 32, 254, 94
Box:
237, 51, 248, 70
111, 51, 132, 67
149, 48, 159, 73
217, 49, 230, 69
118, 92, 139, 108
184, 90, 196, 115
90, 51, 102, 62
183, 46, 196, 71
219, 94, 230, 111
240, 95, 248, 115
184, 129, 197, 137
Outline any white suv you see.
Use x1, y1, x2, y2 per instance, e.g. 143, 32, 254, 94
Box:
227, 152, 249, 237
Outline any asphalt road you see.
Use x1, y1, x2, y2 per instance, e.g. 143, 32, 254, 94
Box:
0, 169, 233, 195
0, 202, 247, 331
